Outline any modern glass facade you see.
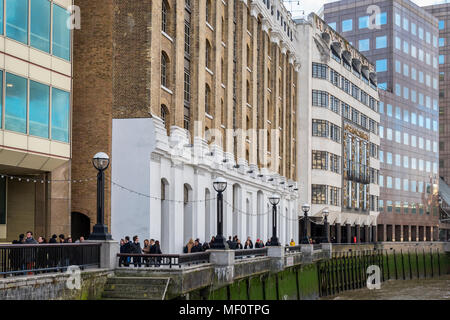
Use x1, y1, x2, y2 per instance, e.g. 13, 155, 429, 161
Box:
324, 0, 440, 242
1, 0, 70, 60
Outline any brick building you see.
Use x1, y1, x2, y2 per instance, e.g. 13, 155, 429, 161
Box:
323, 0, 441, 242
72, 0, 302, 252
0, 0, 72, 242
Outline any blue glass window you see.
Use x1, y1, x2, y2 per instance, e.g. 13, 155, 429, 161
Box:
328, 22, 336, 30
5, 73, 27, 134
51, 88, 70, 142
359, 39, 369, 52
439, 38, 445, 47
342, 19, 352, 32
0, 0, 3, 35
53, 5, 71, 61
439, 20, 445, 30
376, 36, 387, 49
29, 81, 50, 138
377, 12, 387, 26
439, 55, 445, 65
359, 16, 369, 29
376, 59, 387, 72
378, 82, 387, 90
31, 0, 51, 52
6, 0, 28, 44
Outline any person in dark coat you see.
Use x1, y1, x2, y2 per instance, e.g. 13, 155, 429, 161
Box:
58, 234, 65, 243
245, 237, 253, 249
235, 239, 243, 250
191, 239, 203, 253
49, 234, 57, 243
131, 235, 142, 267
202, 241, 210, 251
226, 236, 233, 248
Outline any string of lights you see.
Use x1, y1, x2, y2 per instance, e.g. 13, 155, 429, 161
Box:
0, 174, 96, 184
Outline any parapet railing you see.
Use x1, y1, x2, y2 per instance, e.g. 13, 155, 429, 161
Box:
0, 243, 101, 278
117, 251, 211, 269
234, 248, 268, 260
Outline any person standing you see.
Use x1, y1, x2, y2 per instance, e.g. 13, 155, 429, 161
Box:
49, 234, 57, 243
131, 235, 142, 267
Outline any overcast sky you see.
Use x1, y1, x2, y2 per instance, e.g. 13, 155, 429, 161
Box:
283, 0, 449, 18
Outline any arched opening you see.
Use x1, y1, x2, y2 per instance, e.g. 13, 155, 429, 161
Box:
161, 51, 170, 88
71, 212, 90, 241
161, 178, 170, 252
257, 191, 264, 240
161, 104, 170, 134
183, 183, 194, 245
205, 84, 211, 115
205, 188, 213, 242
205, 40, 212, 70
232, 184, 241, 238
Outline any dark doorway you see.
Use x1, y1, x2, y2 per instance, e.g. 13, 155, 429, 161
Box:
71, 212, 91, 241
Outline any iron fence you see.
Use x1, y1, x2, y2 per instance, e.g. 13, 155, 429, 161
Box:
117, 251, 210, 268
0, 243, 101, 277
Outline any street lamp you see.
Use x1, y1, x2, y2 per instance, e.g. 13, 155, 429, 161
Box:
211, 177, 227, 249
89, 152, 112, 240
269, 194, 281, 246
322, 209, 329, 243
301, 203, 310, 244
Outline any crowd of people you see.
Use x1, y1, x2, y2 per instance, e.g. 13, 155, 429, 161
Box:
119, 236, 163, 267
182, 236, 298, 253
11, 231, 85, 245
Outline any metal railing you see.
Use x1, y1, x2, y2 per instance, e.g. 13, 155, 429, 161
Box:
234, 248, 268, 260
285, 245, 302, 253
0, 243, 101, 277
117, 252, 210, 269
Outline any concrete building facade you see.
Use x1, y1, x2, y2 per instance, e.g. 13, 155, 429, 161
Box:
73, 0, 302, 253
0, 0, 73, 242
296, 13, 381, 243
323, 0, 441, 242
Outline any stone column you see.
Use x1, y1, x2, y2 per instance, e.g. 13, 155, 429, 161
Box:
356, 225, 361, 243
364, 225, 369, 243
372, 225, 377, 243
346, 224, 351, 243
336, 223, 341, 243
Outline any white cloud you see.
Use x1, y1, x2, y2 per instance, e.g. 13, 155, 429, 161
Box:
284, 0, 448, 18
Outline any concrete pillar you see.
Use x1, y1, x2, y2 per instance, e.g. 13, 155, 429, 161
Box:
364, 225, 370, 243
356, 225, 361, 243
209, 250, 235, 288
86, 240, 119, 270
346, 224, 351, 243
372, 225, 377, 242
336, 223, 341, 243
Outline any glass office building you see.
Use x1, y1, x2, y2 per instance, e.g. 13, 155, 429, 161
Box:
323, 0, 440, 242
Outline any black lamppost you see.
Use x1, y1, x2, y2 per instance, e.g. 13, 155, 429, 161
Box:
323, 209, 329, 243
89, 152, 112, 240
269, 194, 281, 246
211, 177, 227, 249
301, 203, 310, 244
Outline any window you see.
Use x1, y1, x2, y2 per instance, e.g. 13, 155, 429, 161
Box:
53, 4, 71, 60
329, 22, 336, 30
206, 41, 211, 69
330, 124, 340, 143
342, 19, 352, 32
30, 0, 51, 52
0, 0, 3, 35
330, 154, 340, 174
206, 0, 211, 24
29, 80, 50, 138
312, 90, 328, 107
377, 12, 387, 26
378, 82, 387, 90
6, 0, 28, 44
359, 16, 369, 29
359, 39, 369, 52
403, 41, 409, 54
403, 18, 408, 31
419, 27, 424, 40
439, 55, 445, 65
312, 119, 328, 137
439, 38, 445, 47
312, 151, 328, 170
5, 73, 27, 134
395, 36, 401, 50
312, 185, 327, 204
395, 13, 401, 26
51, 88, 70, 143
376, 59, 387, 72
376, 36, 387, 49
161, 52, 168, 87
439, 20, 445, 30
312, 63, 328, 79
162, 0, 168, 33
205, 85, 211, 114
